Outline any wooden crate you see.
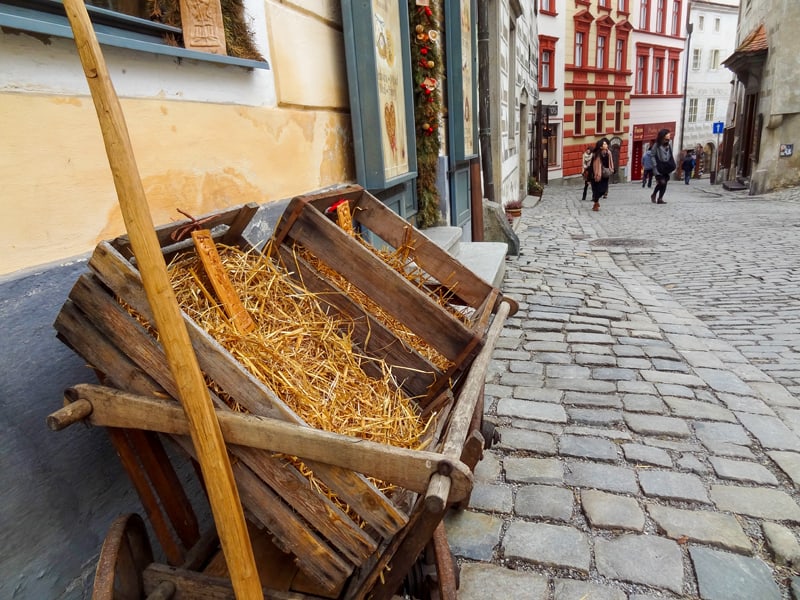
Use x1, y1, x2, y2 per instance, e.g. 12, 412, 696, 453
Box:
52, 201, 513, 599
271, 185, 510, 403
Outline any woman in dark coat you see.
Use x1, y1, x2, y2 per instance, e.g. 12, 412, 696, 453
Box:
589, 138, 614, 212
651, 128, 676, 204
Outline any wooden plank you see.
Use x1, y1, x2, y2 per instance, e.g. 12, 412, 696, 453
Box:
113, 203, 259, 260
284, 202, 476, 361
89, 241, 410, 538
191, 229, 256, 334
276, 245, 438, 400
439, 301, 512, 459
143, 563, 331, 600
124, 429, 201, 550
349, 191, 495, 309
106, 427, 187, 566
221, 203, 260, 246
66, 276, 380, 567
423, 300, 512, 512
65, 384, 474, 503
43, 10, 258, 578
56, 301, 352, 588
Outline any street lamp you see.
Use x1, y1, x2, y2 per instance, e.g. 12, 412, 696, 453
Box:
678, 22, 694, 164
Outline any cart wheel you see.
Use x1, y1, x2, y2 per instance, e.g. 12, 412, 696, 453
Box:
481, 420, 500, 449
92, 513, 154, 600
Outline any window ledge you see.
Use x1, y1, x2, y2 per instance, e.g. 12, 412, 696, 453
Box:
0, 1, 270, 70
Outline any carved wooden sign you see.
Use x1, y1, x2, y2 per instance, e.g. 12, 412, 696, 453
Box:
179, 0, 228, 55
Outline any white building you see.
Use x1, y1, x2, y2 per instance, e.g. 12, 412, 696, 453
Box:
485, 0, 539, 206
682, 0, 739, 176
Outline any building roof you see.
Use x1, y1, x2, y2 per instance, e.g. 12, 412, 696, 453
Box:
723, 23, 767, 74
736, 23, 768, 53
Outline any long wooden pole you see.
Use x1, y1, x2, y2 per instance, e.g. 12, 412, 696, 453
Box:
61, 2, 262, 597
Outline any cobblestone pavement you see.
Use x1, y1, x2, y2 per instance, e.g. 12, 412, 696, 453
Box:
446, 178, 800, 599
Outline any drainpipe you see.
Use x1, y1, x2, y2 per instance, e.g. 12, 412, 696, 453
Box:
477, 0, 494, 202
678, 22, 694, 165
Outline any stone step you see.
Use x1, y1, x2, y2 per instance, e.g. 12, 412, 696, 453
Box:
421, 226, 507, 289
456, 241, 508, 289
420, 226, 463, 256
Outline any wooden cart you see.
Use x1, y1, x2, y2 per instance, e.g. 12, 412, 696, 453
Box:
49, 195, 515, 600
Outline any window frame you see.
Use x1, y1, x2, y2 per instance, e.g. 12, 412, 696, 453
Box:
668, 58, 678, 93
540, 0, 557, 16
636, 53, 649, 94
710, 49, 720, 70
0, 0, 269, 69
655, 0, 665, 33
671, 0, 681, 36
596, 34, 607, 69
539, 35, 558, 91
575, 100, 584, 135
705, 98, 715, 121
575, 30, 586, 68
692, 48, 702, 70
688, 97, 698, 123
652, 56, 663, 94
596, 99, 605, 134
639, 0, 650, 31
614, 100, 623, 132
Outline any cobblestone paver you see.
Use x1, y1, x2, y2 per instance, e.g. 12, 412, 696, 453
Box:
446, 180, 800, 598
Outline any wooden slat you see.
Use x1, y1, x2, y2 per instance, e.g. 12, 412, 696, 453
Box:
56, 300, 353, 588
89, 241, 409, 538
276, 245, 438, 400
143, 563, 331, 600
124, 429, 202, 549
106, 427, 187, 566
64, 384, 474, 503
283, 202, 476, 361
66, 274, 380, 568
191, 229, 256, 334
424, 300, 512, 512
113, 203, 260, 260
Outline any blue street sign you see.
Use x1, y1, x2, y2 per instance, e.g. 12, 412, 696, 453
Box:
713, 121, 724, 134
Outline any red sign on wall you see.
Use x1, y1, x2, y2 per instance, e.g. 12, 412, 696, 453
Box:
632, 121, 676, 142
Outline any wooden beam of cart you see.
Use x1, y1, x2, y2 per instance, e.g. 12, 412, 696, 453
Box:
49, 384, 474, 503
60, 0, 261, 597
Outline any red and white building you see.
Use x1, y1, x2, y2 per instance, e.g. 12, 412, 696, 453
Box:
536, 0, 687, 183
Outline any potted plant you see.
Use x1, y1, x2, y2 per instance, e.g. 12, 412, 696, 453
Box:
505, 199, 523, 219
527, 176, 544, 197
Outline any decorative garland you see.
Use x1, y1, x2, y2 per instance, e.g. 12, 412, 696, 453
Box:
409, 1, 443, 228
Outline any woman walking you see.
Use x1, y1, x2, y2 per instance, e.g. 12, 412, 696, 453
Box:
651, 128, 676, 204
589, 138, 614, 212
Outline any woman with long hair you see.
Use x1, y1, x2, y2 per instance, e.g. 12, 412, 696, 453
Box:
589, 138, 614, 212
650, 128, 676, 204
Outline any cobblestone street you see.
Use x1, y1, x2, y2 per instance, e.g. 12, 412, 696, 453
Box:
446, 178, 800, 599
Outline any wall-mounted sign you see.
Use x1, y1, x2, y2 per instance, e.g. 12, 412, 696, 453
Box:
342, 0, 417, 189
632, 121, 676, 142
780, 143, 794, 157
547, 104, 559, 117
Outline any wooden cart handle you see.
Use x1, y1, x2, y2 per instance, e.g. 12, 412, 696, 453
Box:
424, 299, 512, 512
59, 1, 261, 597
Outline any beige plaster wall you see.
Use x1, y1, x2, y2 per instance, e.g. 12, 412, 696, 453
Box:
0, 93, 353, 275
